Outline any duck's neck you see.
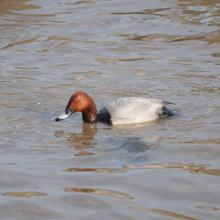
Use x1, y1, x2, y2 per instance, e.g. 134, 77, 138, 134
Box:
82, 104, 97, 122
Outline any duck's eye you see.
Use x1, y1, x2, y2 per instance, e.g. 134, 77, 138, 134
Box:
75, 99, 79, 103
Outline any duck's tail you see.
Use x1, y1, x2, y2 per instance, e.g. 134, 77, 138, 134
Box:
161, 106, 176, 117
162, 101, 176, 106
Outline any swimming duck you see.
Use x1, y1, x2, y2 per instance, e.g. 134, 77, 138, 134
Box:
55, 91, 176, 125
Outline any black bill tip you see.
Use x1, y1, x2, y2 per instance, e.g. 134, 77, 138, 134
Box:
55, 118, 62, 122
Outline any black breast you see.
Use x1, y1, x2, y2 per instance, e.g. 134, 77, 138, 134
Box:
97, 108, 112, 125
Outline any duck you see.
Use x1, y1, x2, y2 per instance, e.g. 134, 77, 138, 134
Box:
55, 91, 176, 125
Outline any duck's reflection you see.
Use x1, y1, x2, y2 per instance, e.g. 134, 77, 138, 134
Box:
55, 123, 97, 155
68, 123, 97, 156
55, 123, 151, 159
68, 123, 97, 146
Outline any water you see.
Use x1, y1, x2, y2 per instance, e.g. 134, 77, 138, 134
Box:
0, 0, 220, 219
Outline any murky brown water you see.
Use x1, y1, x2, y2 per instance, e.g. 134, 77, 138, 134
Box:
0, 0, 220, 219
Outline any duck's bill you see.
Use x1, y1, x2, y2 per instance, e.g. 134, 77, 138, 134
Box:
55, 111, 75, 122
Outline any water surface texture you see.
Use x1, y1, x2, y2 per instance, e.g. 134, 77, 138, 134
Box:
0, 0, 220, 219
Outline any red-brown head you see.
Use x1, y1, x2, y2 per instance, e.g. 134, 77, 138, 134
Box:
55, 91, 97, 122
